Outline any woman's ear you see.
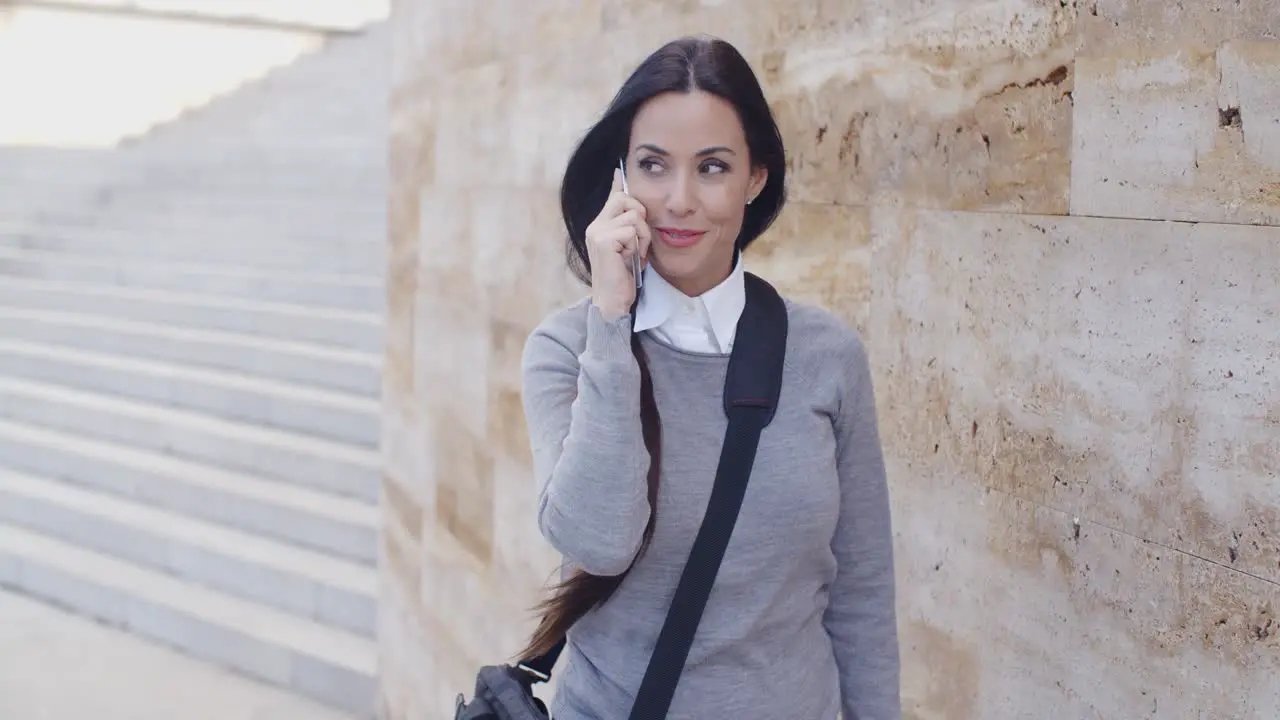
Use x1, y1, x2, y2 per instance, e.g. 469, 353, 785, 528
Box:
747, 164, 769, 204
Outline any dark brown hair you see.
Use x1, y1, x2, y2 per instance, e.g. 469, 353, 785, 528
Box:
519, 34, 787, 661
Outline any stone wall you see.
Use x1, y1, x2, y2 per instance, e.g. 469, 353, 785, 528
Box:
383, 1, 1280, 717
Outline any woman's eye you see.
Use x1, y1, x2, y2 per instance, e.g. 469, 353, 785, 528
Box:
701, 160, 729, 174
638, 158, 663, 173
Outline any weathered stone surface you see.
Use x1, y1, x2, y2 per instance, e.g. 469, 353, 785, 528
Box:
1071, 41, 1280, 224
1081, 0, 1279, 56
764, 0, 1076, 211
878, 209, 1280, 719
746, 202, 873, 333
872, 207, 1280, 586
892, 460, 1280, 720
1072, 0, 1280, 223
385, 1, 1280, 717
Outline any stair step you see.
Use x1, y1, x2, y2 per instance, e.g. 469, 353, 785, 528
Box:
0, 419, 376, 564
0, 246, 383, 311
0, 277, 382, 351
0, 469, 376, 636
0, 307, 380, 395
0, 229, 385, 274
0, 338, 379, 447
31, 211, 385, 241
0, 522, 376, 716
97, 186, 386, 212
0, 375, 380, 502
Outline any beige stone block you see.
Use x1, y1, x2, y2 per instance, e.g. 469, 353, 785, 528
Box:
412, 548, 493, 712
468, 190, 569, 328
1081, 0, 1279, 56
382, 271, 415, 403
386, 126, 427, 407
430, 61, 516, 189
415, 187, 473, 275
382, 473, 424, 542
382, 403, 431, 528
1071, 45, 1280, 224
1177, 223, 1280, 583
594, 0, 764, 61
892, 458, 1280, 719
734, 0, 863, 50
431, 416, 497, 563
388, 0, 503, 74
384, 244, 416, 408
380, 507, 423, 609
601, 0, 699, 31
376, 581, 432, 718
392, 0, 609, 79
412, 286, 490, 426
1220, 41, 1280, 173
505, 54, 607, 190
763, 0, 1075, 211
389, 89, 434, 197
746, 202, 873, 332
487, 457, 564, 663
487, 322, 533, 465
871, 208, 1280, 586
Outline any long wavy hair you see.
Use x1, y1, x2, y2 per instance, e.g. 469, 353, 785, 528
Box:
519, 34, 788, 662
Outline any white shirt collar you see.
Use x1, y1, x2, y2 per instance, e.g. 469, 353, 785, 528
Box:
633, 253, 746, 353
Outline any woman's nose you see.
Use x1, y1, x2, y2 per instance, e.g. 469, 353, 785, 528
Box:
665, 175, 696, 216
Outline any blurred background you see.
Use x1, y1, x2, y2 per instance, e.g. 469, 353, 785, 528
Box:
2, 1, 1278, 719
0, 1, 386, 718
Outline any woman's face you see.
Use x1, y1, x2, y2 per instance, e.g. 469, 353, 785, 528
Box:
625, 90, 768, 297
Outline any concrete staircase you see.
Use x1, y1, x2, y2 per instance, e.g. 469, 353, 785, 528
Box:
0, 18, 386, 718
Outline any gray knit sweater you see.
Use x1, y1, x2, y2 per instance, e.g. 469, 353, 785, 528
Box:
521, 297, 900, 720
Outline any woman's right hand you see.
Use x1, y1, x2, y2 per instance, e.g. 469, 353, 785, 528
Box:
585, 169, 651, 320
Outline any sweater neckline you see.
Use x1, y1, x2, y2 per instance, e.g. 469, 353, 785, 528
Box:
638, 329, 732, 362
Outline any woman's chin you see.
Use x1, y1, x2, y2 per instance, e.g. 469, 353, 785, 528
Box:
650, 256, 698, 282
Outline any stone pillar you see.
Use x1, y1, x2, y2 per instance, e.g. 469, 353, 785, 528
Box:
384, 1, 1280, 718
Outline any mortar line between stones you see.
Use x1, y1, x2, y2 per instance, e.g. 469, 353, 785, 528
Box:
849, 203, 1275, 230
1089, 520, 1280, 590
975, 484, 1280, 589
1034, 211, 1270, 229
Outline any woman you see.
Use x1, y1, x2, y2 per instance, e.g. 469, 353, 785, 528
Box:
519, 35, 900, 719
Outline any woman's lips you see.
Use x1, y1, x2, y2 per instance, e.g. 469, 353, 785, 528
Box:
656, 228, 706, 248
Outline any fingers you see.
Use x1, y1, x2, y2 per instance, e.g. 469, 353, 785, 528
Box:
586, 183, 650, 265
618, 202, 650, 260
615, 208, 641, 227
635, 216, 652, 265
609, 206, 650, 272
606, 212, 640, 251
600, 193, 646, 225
620, 196, 646, 218
598, 170, 628, 219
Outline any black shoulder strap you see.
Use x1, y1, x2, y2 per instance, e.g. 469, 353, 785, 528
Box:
516, 639, 562, 682
516, 273, 788, 718
627, 272, 787, 719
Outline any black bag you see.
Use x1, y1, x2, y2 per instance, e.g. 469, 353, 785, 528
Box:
455, 273, 788, 720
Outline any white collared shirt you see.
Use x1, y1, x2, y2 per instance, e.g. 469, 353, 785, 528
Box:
633, 254, 746, 354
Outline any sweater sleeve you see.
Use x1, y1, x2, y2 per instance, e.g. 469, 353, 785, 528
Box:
824, 332, 902, 720
520, 303, 652, 576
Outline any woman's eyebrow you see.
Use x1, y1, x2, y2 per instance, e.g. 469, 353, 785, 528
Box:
634, 143, 737, 157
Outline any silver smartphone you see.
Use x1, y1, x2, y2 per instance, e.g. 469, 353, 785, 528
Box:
619, 158, 643, 289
